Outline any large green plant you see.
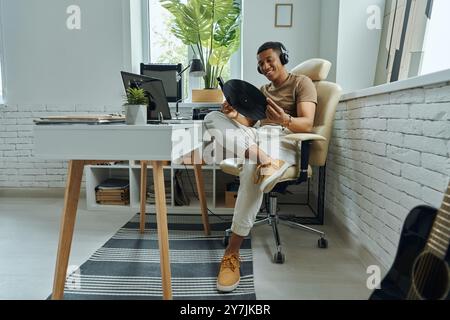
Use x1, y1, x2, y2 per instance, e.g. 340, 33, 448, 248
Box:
160, 0, 241, 89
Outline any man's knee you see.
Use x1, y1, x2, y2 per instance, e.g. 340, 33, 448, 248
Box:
204, 111, 225, 125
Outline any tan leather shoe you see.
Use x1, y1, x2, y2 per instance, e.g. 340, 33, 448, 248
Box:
254, 159, 290, 193
216, 253, 240, 292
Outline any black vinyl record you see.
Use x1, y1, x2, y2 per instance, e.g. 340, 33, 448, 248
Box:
221, 79, 267, 121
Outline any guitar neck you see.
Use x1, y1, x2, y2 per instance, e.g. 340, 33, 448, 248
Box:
426, 183, 450, 259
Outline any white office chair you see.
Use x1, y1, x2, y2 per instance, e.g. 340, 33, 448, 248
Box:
220, 59, 342, 263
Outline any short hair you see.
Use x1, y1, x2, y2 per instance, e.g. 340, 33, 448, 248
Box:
257, 41, 285, 55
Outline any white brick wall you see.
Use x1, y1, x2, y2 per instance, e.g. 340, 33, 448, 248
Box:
0, 104, 122, 188
326, 82, 450, 270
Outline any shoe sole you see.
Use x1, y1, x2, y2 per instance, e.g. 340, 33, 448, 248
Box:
216, 280, 240, 292
260, 163, 291, 193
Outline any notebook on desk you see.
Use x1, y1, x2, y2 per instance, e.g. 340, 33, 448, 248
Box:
33, 114, 126, 125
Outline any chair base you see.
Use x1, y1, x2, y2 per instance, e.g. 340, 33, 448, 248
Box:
223, 193, 328, 264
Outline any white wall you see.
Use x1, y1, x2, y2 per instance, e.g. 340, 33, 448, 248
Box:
319, 0, 340, 82
0, 0, 135, 106
242, 0, 321, 88
336, 0, 385, 92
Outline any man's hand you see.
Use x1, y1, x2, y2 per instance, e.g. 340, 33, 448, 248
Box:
221, 100, 239, 120
265, 98, 288, 125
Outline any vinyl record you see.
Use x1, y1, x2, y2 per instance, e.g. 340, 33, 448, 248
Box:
221, 79, 267, 121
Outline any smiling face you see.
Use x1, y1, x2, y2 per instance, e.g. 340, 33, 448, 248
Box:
257, 48, 285, 82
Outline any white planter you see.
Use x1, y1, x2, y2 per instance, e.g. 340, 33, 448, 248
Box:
125, 105, 147, 125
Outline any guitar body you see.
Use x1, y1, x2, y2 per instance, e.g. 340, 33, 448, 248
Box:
370, 205, 450, 300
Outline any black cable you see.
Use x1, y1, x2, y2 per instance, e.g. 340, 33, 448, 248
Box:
183, 165, 232, 222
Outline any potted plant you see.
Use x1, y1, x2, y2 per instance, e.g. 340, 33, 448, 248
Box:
161, 0, 241, 102
123, 87, 149, 125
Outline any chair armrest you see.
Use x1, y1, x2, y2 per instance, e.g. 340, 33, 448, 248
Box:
284, 133, 326, 142
284, 134, 325, 183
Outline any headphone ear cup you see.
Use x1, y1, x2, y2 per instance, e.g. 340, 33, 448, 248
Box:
280, 52, 289, 65
257, 65, 263, 74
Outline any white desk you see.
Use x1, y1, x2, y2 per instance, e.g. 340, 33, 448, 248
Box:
34, 122, 210, 300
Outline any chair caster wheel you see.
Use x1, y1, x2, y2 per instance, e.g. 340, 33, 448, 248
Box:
273, 252, 285, 264
222, 235, 229, 247
318, 237, 328, 249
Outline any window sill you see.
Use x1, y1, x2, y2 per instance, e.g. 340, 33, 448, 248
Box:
340, 68, 450, 102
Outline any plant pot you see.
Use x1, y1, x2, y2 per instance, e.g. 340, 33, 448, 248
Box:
192, 89, 224, 103
125, 105, 147, 125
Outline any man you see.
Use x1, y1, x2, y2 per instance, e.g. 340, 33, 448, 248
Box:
204, 41, 317, 292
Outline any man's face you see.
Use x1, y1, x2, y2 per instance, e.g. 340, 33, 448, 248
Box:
257, 48, 283, 82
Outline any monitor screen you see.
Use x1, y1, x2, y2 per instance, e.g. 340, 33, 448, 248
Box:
140, 63, 182, 102
120, 71, 172, 121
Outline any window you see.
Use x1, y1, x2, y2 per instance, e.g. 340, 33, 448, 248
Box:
146, 0, 241, 100
420, 0, 450, 75
0, 61, 3, 103
148, 0, 189, 98
375, 0, 450, 85
0, 8, 3, 104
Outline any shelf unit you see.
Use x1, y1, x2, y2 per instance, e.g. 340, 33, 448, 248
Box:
85, 161, 236, 215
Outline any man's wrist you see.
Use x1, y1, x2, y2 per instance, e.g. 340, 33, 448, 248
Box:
281, 114, 290, 127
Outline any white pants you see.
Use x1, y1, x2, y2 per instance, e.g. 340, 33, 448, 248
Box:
203, 111, 298, 237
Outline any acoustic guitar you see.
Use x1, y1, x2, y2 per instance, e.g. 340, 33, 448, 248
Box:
370, 182, 450, 300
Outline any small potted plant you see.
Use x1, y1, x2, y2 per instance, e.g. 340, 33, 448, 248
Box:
123, 87, 148, 125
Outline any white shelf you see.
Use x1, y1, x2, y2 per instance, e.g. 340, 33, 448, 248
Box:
85, 161, 233, 215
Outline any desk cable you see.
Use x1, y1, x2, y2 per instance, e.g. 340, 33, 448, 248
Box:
183, 165, 232, 222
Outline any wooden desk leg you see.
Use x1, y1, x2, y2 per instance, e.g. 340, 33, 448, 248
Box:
193, 154, 211, 236
52, 160, 85, 300
140, 161, 148, 234
151, 160, 172, 300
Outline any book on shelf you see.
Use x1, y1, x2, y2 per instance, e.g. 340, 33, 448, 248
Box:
96, 195, 130, 201
146, 182, 171, 205
96, 200, 130, 205
95, 178, 130, 205
95, 179, 130, 190
95, 190, 129, 197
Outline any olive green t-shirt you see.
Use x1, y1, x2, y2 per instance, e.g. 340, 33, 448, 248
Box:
259, 73, 317, 126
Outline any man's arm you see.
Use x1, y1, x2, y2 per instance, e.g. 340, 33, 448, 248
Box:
266, 98, 315, 133
221, 101, 257, 127
286, 101, 315, 133
232, 113, 257, 127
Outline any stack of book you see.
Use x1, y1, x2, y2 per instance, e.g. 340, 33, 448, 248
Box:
146, 182, 171, 205
95, 178, 130, 205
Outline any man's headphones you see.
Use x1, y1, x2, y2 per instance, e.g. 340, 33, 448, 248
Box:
257, 42, 289, 74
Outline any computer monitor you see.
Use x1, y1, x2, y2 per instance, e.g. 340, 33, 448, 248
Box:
140, 63, 182, 102
121, 71, 172, 121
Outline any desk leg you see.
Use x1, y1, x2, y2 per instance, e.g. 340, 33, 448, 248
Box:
140, 161, 148, 234
193, 162, 211, 236
151, 160, 172, 300
52, 160, 84, 300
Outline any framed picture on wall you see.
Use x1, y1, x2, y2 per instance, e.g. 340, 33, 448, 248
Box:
275, 3, 293, 28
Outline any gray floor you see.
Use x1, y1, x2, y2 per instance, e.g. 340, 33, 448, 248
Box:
0, 194, 373, 300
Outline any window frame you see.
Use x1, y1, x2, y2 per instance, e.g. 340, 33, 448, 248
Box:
0, 0, 5, 104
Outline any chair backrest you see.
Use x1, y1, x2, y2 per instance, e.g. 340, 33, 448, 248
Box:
291, 59, 342, 166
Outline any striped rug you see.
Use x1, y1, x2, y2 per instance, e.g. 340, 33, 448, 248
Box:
62, 214, 256, 300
